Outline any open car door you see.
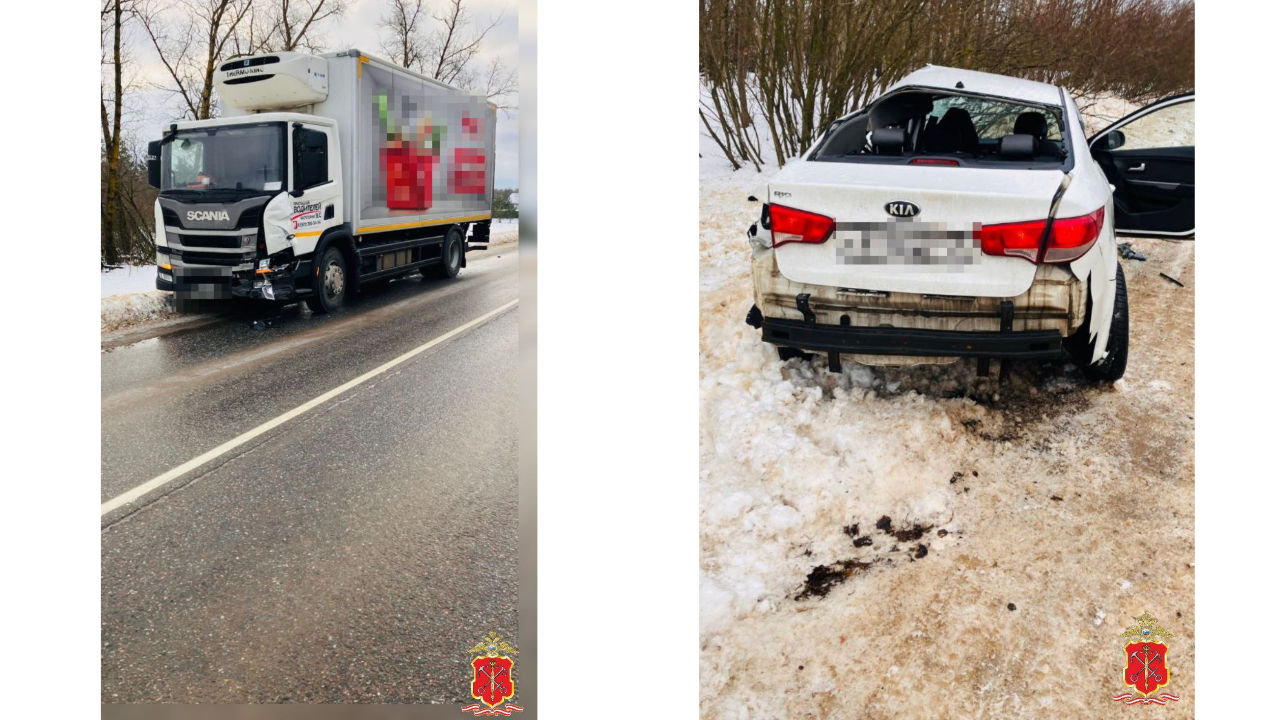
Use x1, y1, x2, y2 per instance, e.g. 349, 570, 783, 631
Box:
1089, 93, 1194, 236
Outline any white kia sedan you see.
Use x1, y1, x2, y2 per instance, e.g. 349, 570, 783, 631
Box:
745, 65, 1194, 382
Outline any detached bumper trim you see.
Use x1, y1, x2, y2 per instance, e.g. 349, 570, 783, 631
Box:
761, 317, 1062, 359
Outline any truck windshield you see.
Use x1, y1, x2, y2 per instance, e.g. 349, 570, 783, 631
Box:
161, 123, 285, 194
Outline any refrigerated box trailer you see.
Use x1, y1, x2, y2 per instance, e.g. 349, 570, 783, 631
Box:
146, 49, 498, 312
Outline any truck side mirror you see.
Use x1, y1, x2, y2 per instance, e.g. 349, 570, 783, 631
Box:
1103, 130, 1126, 151
147, 141, 162, 188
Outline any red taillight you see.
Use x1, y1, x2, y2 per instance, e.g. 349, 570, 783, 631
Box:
1042, 206, 1105, 263
979, 219, 1045, 262
909, 158, 959, 166
980, 207, 1105, 264
770, 204, 834, 247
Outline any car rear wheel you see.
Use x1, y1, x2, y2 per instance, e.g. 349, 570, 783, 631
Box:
305, 246, 347, 314
1068, 264, 1128, 382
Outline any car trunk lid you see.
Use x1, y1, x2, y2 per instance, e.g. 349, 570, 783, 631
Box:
768, 161, 1066, 297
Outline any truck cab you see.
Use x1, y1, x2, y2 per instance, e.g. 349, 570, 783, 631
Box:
148, 50, 496, 313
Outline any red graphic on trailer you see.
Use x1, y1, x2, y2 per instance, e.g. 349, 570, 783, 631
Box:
451, 148, 487, 195
374, 91, 443, 210
462, 113, 481, 137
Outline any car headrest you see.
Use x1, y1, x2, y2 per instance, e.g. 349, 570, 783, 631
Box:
1013, 112, 1048, 140
870, 127, 907, 152
999, 133, 1038, 158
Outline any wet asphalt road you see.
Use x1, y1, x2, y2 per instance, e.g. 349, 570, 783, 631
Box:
102, 250, 519, 703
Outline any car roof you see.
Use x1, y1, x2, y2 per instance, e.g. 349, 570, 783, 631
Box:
885, 65, 1063, 106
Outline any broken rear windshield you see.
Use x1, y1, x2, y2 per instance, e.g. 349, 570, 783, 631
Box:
810, 90, 1068, 169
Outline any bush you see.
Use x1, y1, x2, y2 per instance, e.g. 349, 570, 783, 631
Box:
700, 0, 1195, 170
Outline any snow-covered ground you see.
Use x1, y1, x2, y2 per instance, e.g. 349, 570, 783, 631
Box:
101, 265, 178, 334
101, 264, 159, 297
101, 219, 520, 335
699, 91, 1195, 718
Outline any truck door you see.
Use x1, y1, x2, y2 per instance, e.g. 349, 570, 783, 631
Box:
280, 123, 342, 257
1089, 93, 1194, 236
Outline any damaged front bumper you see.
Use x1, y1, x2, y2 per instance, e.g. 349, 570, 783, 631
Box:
156, 251, 312, 303
750, 248, 1086, 364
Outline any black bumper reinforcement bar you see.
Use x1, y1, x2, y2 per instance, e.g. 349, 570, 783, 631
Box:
761, 317, 1063, 359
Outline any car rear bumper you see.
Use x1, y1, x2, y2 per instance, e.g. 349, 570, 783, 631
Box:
759, 316, 1062, 359
751, 248, 1087, 336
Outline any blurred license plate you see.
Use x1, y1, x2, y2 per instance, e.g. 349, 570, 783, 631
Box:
834, 221, 980, 267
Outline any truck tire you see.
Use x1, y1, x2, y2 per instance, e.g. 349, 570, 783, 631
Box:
432, 228, 463, 279
1068, 264, 1128, 382
306, 246, 347, 314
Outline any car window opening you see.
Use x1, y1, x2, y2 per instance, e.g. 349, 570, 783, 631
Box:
811, 90, 1068, 168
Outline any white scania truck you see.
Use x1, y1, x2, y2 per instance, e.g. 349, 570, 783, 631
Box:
147, 49, 497, 312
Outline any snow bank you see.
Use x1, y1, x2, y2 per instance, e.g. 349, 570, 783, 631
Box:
476, 218, 520, 246
700, 168, 973, 642
101, 289, 178, 333
101, 264, 159, 298
102, 265, 178, 333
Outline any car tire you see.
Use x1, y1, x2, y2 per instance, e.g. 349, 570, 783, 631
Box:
1068, 263, 1128, 382
431, 228, 463, 279
305, 246, 347, 314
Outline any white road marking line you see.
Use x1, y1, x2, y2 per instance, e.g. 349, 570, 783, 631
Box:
101, 299, 518, 516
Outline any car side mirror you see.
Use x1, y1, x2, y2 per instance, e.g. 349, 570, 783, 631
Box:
147, 140, 162, 189
1104, 130, 1126, 150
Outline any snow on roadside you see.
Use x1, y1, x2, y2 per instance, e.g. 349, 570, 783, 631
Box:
101, 290, 178, 334
102, 264, 159, 297
102, 265, 178, 333
700, 166, 976, 640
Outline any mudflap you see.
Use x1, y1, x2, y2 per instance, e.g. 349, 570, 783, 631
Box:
467, 220, 491, 256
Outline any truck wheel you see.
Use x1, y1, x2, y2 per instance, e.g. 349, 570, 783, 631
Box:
432, 228, 463, 279
305, 246, 347, 314
1068, 264, 1128, 382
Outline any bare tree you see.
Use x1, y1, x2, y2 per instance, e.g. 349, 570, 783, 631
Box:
102, 0, 128, 265
422, 0, 499, 84
378, 0, 517, 109
378, 0, 429, 70
103, 0, 162, 265
239, 0, 348, 54
468, 54, 517, 111
700, 0, 1196, 171
135, 0, 254, 120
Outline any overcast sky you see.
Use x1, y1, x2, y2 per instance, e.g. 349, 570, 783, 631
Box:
116, 0, 519, 189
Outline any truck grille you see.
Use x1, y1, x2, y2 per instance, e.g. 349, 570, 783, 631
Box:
237, 206, 263, 229
177, 234, 244, 249
160, 204, 262, 230
170, 248, 254, 266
